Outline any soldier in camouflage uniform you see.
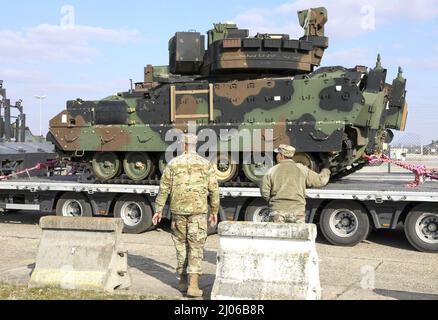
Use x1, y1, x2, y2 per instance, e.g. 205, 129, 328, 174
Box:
261, 144, 331, 223
152, 133, 219, 298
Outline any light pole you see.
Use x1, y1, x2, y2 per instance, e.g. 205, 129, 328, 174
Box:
35, 95, 46, 137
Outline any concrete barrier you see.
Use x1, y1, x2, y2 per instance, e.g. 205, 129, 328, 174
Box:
211, 222, 321, 300
29, 216, 131, 292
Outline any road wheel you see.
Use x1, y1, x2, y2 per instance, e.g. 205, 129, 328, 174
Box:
114, 194, 154, 234
243, 199, 270, 222
123, 152, 155, 181
242, 153, 275, 183
56, 192, 93, 217
404, 204, 438, 253
319, 200, 370, 246
293, 152, 318, 171
214, 153, 238, 183
92, 152, 121, 180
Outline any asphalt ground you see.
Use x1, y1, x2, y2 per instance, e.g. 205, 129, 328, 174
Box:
0, 210, 437, 300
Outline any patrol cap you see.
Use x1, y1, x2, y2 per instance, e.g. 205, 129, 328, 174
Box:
274, 144, 296, 158
181, 133, 198, 145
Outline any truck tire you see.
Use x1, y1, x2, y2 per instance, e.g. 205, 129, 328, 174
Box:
243, 198, 270, 222
114, 194, 154, 234
404, 204, 438, 253
319, 200, 370, 246
56, 192, 93, 217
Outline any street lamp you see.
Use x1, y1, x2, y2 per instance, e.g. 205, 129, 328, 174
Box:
35, 95, 46, 137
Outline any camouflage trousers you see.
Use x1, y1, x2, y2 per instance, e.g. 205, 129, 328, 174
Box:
270, 210, 305, 224
171, 213, 208, 275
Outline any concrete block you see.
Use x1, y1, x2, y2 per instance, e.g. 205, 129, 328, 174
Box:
29, 216, 131, 293
211, 222, 321, 300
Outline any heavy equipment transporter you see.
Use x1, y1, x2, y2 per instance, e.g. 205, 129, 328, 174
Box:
0, 173, 436, 253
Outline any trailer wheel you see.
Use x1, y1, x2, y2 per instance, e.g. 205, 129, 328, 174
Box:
319, 201, 370, 246
56, 193, 93, 217
404, 204, 438, 253
243, 199, 270, 222
114, 194, 154, 234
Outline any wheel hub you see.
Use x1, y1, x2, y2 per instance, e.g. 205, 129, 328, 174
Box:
428, 223, 437, 233
254, 208, 270, 222
121, 202, 142, 227
218, 162, 230, 172
135, 161, 145, 170
63, 200, 82, 217
329, 209, 358, 237
341, 217, 351, 227
416, 214, 438, 244
103, 161, 113, 168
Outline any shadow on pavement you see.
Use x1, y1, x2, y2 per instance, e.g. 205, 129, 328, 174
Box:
0, 211, 49, 226
315, 223, 417, 252
374, 289, 438, 300
128, 253, 216, 299
204, 249, 218, 265
366, 226, 416, 252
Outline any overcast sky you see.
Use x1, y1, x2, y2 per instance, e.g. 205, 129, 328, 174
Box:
1, 0, 437, 144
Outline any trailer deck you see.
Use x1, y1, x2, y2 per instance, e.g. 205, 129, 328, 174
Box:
0, 173, 436, 252
1, 174, 436, 202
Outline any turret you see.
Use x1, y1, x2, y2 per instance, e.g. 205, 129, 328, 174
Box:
164, 7, 329, 78
201, 7, 328, 76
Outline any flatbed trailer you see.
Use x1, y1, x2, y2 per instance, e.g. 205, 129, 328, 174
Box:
0, 173, 437, 253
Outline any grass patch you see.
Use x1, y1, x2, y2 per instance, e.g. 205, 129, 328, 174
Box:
0, 283, 178, 300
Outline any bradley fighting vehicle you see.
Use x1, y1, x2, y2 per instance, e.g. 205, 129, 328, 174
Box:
48, 7, 408, 184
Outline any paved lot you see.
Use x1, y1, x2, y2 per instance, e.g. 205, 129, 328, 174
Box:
0, 211, 437, 300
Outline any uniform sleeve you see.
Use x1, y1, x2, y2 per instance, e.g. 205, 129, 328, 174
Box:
207, 165, 220, 216
154, 165, 172, 213
306, 168, 331, 188
260, 171, 272, 202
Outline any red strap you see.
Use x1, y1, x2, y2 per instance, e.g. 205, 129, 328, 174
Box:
364, 154, 438, 188
0, 160, 59, 181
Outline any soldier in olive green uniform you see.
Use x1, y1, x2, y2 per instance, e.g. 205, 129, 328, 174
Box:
152, 134, 219, 298
261, 144, 331, 223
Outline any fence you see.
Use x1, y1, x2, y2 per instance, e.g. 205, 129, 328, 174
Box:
363, 133, 438, 173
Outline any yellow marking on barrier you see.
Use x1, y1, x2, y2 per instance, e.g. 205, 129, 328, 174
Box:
31, 269, 106, 289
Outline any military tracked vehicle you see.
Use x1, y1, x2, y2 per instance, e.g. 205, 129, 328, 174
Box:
48, 7, 408, 184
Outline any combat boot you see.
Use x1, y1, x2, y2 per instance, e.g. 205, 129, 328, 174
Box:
177, 274, 188, 292
187, 274, 203, 297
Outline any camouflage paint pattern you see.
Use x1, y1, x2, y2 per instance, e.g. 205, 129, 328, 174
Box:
47, 6, 408, 180
271, 211, 305, 224
154, 151, 219, 215
171, 213, 208, 275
